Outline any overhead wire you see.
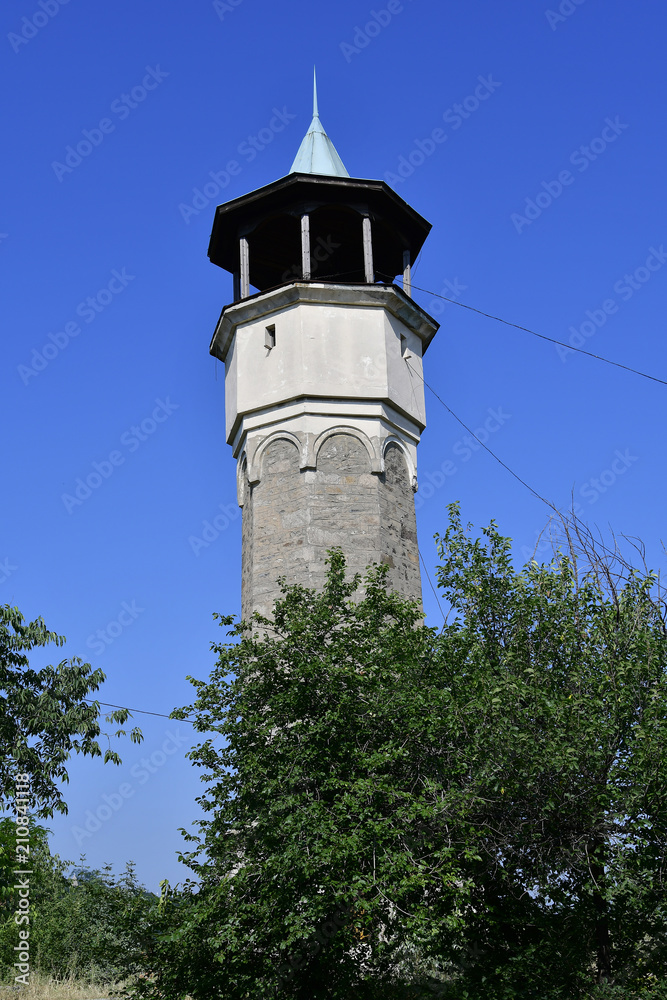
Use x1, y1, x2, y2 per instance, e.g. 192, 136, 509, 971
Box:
406, 361, 560, 515
405, 360, 629, 566
419, 549, 446, 624
401, 278, 664, 564
84, 698, 197, 724
97, 277, 664, 716
408, 282, 667, 387
260, 275, 665, 387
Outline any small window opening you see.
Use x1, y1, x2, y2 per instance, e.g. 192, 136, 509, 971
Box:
400, 334, 411, 359
265, 324, 276, 350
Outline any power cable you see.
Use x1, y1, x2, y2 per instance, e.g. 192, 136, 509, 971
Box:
406, 362, 560, 514
419, 549, 446, 625
94, 288, 658, 717
84, 698, 197, 724
410, 248, 424, 283
409, 283, 667, 388
405, 361, 625, 566
267, 275, 665, 388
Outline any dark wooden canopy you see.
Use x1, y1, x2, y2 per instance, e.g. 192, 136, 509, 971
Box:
208, 173, 432, 293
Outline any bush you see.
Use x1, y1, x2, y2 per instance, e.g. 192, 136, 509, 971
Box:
0, 817, 157, 986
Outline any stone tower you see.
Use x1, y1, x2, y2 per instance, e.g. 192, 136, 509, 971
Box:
208, 75, 439, 620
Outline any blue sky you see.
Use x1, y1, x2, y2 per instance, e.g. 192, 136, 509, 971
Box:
2, 0, 666, 892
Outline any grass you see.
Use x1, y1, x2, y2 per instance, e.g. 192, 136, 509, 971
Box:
0, 972, 124, 1000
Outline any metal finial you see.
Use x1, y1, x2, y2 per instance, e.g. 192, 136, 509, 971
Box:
289, 68, 349, 177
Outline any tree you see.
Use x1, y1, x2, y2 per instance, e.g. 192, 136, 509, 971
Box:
431, 506, 667, 994
150, 555, 471, 999
132, 508, 667, 998
0, 604, 142, 817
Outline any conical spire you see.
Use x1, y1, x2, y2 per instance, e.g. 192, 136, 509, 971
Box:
290, 69, 350, 177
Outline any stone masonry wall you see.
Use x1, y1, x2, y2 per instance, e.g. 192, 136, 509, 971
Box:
240, 433, 422, 621
377, 441, 422, 598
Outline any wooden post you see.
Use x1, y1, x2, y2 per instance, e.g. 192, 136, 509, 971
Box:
362, 216, 374, 284
301, 214, 311, 280
233, 270, 240, 302
403, 249, 411, 296
240, 237, 250, 299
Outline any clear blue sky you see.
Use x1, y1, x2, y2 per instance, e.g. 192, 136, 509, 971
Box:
2, 0, 666, 892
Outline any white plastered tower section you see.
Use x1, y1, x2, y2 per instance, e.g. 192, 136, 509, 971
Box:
208, 72, 439, 620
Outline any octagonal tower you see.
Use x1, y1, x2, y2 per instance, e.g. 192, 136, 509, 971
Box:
208, 74, 439, 620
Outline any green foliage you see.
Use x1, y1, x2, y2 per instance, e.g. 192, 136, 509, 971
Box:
29, 862, 157, 983
0, 816, 157, 985
0, 604, 143, 817
150, 554, 468, 999
0, 815, 50, 975
125, 508, 667, 998
431, 506, 667, 991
